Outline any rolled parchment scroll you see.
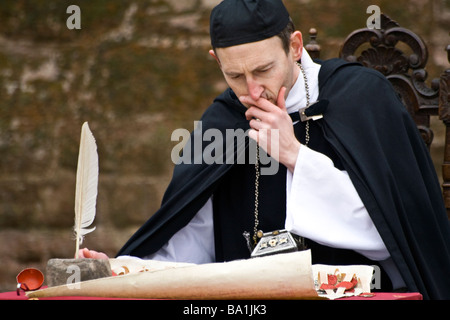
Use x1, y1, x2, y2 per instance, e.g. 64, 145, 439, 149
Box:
28, 250, 318, 299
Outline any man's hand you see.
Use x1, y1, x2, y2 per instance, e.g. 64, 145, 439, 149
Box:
78, 247, 109, 260
242, 87, 300, 172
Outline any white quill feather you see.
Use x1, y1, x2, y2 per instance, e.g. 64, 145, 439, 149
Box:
74, 122, 99, 258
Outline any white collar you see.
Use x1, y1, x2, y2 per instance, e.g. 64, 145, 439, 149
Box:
285, 49, 321, 115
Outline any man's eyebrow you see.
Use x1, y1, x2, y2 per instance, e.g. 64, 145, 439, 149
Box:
224, 70, 242, 77
224, 62, 274, 77
251, 62, 274, 72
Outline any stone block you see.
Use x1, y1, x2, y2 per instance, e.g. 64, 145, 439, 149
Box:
46, 258, 111, 287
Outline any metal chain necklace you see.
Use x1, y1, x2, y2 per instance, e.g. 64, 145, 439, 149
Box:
250, 62, 311, 246
298, 62, 311, 146
253, 146, 261, 245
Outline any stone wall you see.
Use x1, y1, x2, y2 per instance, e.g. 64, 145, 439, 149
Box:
0, 0, 448, 292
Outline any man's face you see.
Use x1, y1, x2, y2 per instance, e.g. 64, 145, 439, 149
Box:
211, 34, 301, 108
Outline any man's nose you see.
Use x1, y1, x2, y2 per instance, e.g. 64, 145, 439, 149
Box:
247, 78, 264, 101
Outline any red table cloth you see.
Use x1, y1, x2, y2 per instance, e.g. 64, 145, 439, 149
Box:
0, 290, 422, 300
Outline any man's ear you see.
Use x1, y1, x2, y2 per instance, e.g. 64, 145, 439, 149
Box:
209, 49, 222, 68
290, 31, 303, 61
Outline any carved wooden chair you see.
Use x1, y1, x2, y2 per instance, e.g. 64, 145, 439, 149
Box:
305, 14, 450, 218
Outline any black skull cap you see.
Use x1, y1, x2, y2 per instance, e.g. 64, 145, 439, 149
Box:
210, 0, 290, 48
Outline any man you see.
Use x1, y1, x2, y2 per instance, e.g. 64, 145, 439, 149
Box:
82, 0, 450, 299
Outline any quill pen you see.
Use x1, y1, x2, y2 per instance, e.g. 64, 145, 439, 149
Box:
74, 122, 99, 258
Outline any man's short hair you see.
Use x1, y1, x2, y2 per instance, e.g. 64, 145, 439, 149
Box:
277, 17, 295, 55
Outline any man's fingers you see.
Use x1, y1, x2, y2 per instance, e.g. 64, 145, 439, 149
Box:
245, 105, 265, 121
239, 95, 256, 108
79, 248, 109, 260
277, 87, 287, 111
79, 248, 96, 259
248, 128, 258, 143
240, 95, 277, 112
249, 118, 270, 131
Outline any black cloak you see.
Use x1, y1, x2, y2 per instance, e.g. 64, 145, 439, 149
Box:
117, 59, 450, 300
